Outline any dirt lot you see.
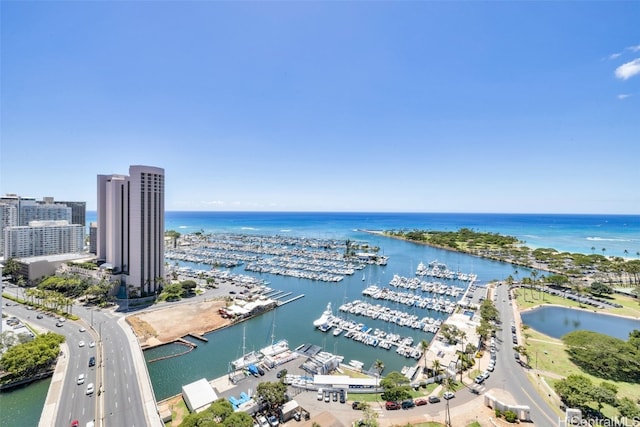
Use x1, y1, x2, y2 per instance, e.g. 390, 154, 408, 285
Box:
126, 300, 233, 347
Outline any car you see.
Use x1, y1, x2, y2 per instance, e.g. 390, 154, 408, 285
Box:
276, 369, 286, 378
89, 356, 96, 367
514, 352, 520, 360
56, 322, 64, 327
36, 314, 44, 319
481, 371, 490, 380
474, 375, 485, 384
58, 317, 66, 322
71, 421, 79, 427
339, 392, 346, 404
486, 364, 495, 372
443, 391, 455, 400
78, 341, 86, 347
267, 415, 279, 427
414, 398, 428, 406
256, 415, 269, 427
324, 391, 330, 402
428, 396, 441, 404
401, 399, 415, 409
257, 366, 265, 376
89, 341, 95, 348
385, 401, 400, 410
79, 327, 87, 332
86, 383, 94, 395
352, 401, 363, 410
77, 373, 85, 385
333, 391, 338, 401
317, 389, 323, 401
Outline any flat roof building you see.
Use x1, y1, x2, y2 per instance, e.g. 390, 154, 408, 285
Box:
97, 165, 165, 297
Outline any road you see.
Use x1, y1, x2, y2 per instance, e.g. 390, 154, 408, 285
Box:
488, 283, 561, 425
2, 283, 149, 427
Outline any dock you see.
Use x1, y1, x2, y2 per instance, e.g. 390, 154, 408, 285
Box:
278, 294, 305, 306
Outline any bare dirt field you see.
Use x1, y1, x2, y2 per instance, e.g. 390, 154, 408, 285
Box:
126, 300, 233, 347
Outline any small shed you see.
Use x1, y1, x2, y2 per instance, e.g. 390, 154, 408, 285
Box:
182, 378, 218, 413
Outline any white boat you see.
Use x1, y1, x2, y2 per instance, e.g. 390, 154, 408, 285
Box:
313, 302, 334, 327
333, 327, 343, 336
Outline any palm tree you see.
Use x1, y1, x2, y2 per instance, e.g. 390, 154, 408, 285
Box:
530, 270, 538, 300
374, 359, 385, 376
431, 359, 442, 381
420, 339, 429, 372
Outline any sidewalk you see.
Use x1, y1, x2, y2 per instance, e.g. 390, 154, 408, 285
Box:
38, 341, 70, 427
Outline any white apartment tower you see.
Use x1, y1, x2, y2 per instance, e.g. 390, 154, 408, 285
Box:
97, 165, 165, 297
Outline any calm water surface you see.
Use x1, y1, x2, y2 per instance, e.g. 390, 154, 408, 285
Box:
521, 305, 640, 340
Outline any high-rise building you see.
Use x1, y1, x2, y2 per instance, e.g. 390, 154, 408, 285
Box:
40, 198, 86, 226
0, 203, 18, 257
3, 220, 84, 258
97, 165, 165, 297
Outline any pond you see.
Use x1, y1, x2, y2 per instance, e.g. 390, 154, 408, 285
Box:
521, 305, 640, 340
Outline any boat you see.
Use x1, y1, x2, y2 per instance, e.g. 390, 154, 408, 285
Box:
333, 327, 343, 336
313, 302, 334, 328
362, 273, 365, 281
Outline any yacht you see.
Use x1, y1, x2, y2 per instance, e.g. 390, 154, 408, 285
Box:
313, 302, 334, 328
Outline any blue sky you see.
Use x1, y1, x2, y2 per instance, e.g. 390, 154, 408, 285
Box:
1, 1, 639, 213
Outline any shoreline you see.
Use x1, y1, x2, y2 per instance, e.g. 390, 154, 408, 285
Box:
519, 301, 640, 321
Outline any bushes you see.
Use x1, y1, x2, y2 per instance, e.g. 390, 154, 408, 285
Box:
494, 409, 518, 423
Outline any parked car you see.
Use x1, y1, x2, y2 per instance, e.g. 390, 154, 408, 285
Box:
414, 398, 428, 406
324, 391, 330, 402
267, 415, 279, 427
401, 399, 415, 409
36, 314, 44, 319
428, 396, 441, 404
256, 415, 269, 427
317, 389, 323, 401
352, 401, 363, 410
486, 364, 495, 372
443, 391, 455, 400
385, 401, 400, 410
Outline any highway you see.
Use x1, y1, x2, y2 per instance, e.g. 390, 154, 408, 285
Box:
2, 282, 149, 427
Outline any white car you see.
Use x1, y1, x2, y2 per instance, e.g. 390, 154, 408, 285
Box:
77, 373, 85, 385
89, 341, 95, 348
78, 341, 85, 347
443, 391, 455, 400
86, 383, 94, 395
256, 415, 269, 427
79, 327, 86, 332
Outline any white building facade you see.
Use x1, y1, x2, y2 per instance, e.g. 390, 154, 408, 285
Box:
3, 220, 85, 258
97, 165, 165, 297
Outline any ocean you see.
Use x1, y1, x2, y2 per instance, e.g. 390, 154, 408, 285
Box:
4, 212, 639, 424
138, 212, 640, 400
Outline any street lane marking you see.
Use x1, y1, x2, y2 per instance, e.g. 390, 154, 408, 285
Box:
521, 386, 556, 426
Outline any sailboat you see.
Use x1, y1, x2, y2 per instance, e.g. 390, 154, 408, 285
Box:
231, 325, 260, 370
260, 310, 288, 357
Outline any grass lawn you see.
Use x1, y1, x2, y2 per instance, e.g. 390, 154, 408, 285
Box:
522, 325, 639, 419
516, 290, 640, 318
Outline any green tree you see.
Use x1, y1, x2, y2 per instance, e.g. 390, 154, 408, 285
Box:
3, 258, 20, 279
379, 371, 412, 402
617, 397, 640, 418
554, 374, 593, 409
589, 281, 612, 296
590, 382, 617, 412
222, 411, 252, 427
256, 381, 287, 410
